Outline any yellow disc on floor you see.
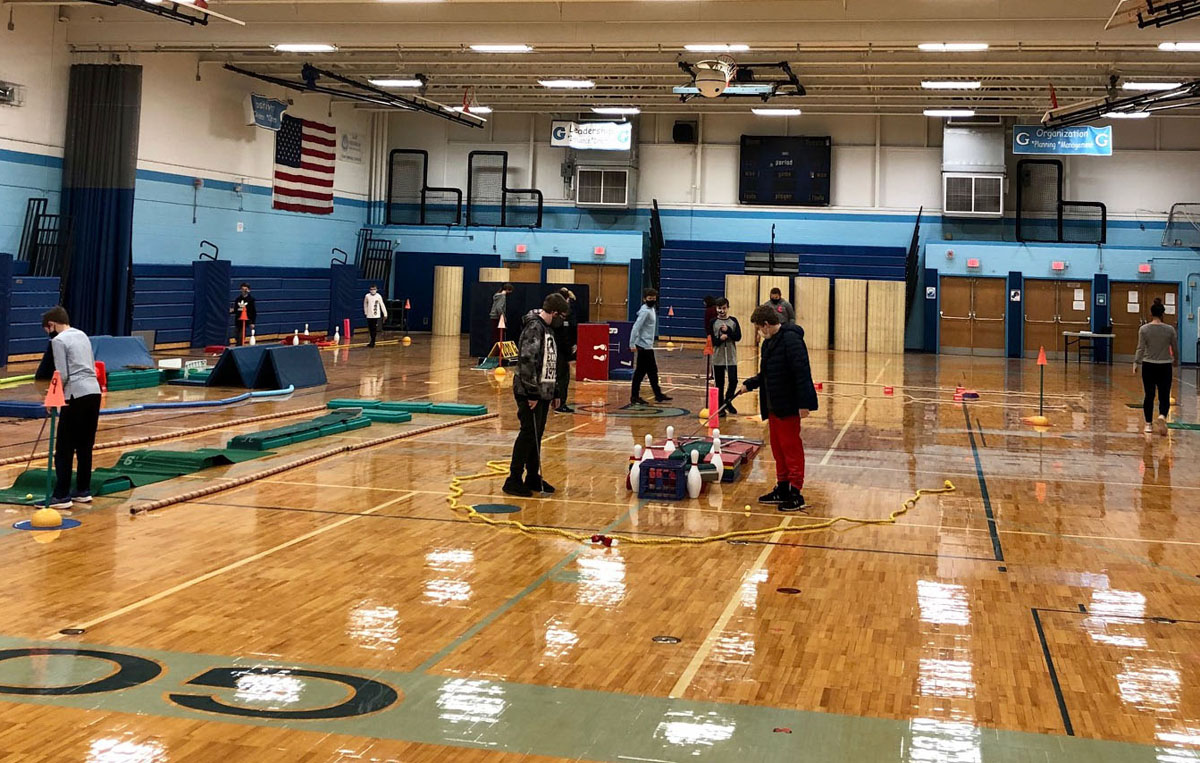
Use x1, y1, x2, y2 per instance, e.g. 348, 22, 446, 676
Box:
699, 408, 709, 419
31, 508, 62, 529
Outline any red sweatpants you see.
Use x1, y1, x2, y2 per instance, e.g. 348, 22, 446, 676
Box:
768, 413, 806, 488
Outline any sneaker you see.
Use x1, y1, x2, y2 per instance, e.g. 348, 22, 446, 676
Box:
554, 405, 575, 414
630, 397, 650, 406
726, 403, 739, 415
778, 490, 807, 513
71, 493, 93, 504
1155, 416, 1169, 436
654, 393, 673, 402
502, 481, 533, 498
527, 479, 556, 495
36, 497, 73, 510
1144, 423, 1154, 434
758, 482, 790, 505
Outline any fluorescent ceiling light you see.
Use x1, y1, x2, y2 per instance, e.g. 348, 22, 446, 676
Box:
1104, 111, 1150, 119
470, 44, 532, 53
684, 44, 750, 53
448, 105, 492, 114
673, 84, 774, 95
592, 106, 640, 115
752, 107, 802, 116
1122, 81, 1182, 91
1159, 42, 1200, 51
924, 109, 975, 117
918, 42, 989, 52
272, 43, 338, 53
922, 80, 982, 90
369, 78, 423, 88
538, 79, 596, 89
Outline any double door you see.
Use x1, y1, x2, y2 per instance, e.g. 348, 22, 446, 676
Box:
572, 264, 629, 323
1111, 281, 1180, 359
1023, 279, 1091, 357
939, 276, 1006, 356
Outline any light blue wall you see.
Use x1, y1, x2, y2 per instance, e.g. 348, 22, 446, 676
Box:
0, 149, 62, 255
369, 224, 645, 265
928, 240, 1200, 363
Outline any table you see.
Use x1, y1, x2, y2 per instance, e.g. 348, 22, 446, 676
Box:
1062, 331, 1115, 366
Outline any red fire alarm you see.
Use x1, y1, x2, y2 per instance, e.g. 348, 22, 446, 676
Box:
1138, 263, 1152, 274
1051, 261, 1066, 271
594, 246, 606, 256
966, 258, 980, 269
515, 244, 528, 254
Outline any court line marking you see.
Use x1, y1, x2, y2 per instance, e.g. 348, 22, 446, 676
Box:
45, 491, 415, 641
964, 404, 1004, 562
819, 359, 892, 466
669, 517, 792, 699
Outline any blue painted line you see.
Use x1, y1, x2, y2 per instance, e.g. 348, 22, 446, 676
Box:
0, 149, 63, 169
963, 404, 1004, 562
1031, 608, 1075, 736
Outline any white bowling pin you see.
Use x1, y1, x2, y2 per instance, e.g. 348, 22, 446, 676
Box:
629, 445, 643, 492
687, 450, 702, 498
710, 436, 724, 475
641, 441, 654, 462
304, 323, 310, 336
248, 329, 256, 346
664, 425, 676, 454
712, 428, 721, 439
644, 433, 653, 451
334, 326, 341, 343
292, 329, 299, 346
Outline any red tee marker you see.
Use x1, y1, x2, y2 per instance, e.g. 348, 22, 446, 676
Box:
1037, 346, 1047, 366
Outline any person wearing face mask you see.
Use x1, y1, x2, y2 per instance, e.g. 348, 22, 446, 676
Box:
739, 305, 817, 512
504, 292, 568, 497
230, 283, 256, 345
362, 284, 388, 348
761, 287, 795, 325
629, 288, 672, 406
711, 297, 742, 416
553, 287, 577, 413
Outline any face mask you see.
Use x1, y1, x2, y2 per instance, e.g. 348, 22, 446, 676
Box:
47, 330, 58, 339
646, 300, 657, 308
551, 315, 565, 329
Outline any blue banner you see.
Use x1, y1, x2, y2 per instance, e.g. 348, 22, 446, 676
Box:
1013, 125, 1112, 156
244, 93, 288, 131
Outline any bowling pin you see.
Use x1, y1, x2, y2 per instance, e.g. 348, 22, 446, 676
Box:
304, 323, 310, 336
664, 425, 676, 454
334, 326, 341, 343
629, 445, 643, 493
248, 329, 256, 346
292, 329, 300, 346
712, 428, 721, 439
641, 440, 654, 462
687, 450, 702, 498
710, 436, 724, 475
644, 433, 653, 451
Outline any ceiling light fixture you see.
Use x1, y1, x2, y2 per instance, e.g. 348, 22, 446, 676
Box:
922, 80, 982, 89
538, 79, 596, 89
368, 78, 423, 88
1122, 81, 1182, 91
924, 108, 976, 117
1104, 111, 1151, 118
1159, 42, 1200, 51
918, 42, 989, 52
272, 43, 337, 53
751, 107, 802, 116
448, 105, 492, 114
592, 106, 640, 115
470, 44, 532, 53
684, 44, 750, 53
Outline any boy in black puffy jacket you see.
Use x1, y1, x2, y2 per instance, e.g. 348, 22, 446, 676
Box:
740, 305, 818, 511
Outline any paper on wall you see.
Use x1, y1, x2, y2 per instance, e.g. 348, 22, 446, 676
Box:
1073, 300, 1085, 311
1127, 303, 1139, 312
1074, 289, 1084, 301
1166, 305, 1176, 315
1166, 293, 1176, 305
1129, 290, 1139, 303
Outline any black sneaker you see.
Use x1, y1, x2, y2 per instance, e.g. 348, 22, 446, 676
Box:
554, 405, 575, 414
726, 403, 738, 415
778, 489, 807, 513
502, 481, 533, 498
527, 479, 556, 495
630, 397, 650, 406
36, 497, 73, 510
654, 393, 673, 402
758, 482, 790, 505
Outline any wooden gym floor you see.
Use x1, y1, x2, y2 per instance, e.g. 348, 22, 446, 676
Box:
0, 336, 1195, 761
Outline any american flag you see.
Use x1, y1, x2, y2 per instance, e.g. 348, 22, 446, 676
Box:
273, 114, 336, 215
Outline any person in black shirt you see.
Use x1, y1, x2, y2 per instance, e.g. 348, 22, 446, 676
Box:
553, 288, 577, 413
230, 283, 257, 345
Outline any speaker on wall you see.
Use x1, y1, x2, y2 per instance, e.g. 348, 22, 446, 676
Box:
672, 121, 698, 144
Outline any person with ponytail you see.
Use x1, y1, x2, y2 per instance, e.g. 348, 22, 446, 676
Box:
1133, 298, 1177, 435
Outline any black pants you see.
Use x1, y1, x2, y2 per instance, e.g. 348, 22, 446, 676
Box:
631, 348, 663, 401
367, 318, 380, 346
509, 394, 550, 486
234, 319, 251, 345
1142, 362, 1172, 422
555, 353, 570, 404
714, 364, 738, 411
54, 394, 101, 498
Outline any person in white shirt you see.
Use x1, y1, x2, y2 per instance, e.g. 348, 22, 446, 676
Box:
363, 284, 388, 348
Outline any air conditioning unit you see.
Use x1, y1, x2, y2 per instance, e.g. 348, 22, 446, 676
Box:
576, 166, 636, 209
946, 114, 1003, 128
944, 173, 1004, 218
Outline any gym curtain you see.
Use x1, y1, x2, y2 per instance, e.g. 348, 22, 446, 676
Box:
60, 64, 142, 336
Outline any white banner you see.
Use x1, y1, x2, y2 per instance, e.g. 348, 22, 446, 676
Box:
550, 120, 633, 151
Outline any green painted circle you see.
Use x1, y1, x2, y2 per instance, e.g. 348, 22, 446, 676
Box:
473, 504, 522, 514
578, 404, 690, 418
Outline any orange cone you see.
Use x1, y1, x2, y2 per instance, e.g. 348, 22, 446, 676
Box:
43, 371, 66, 410
704, 335, 713, 356
1037, 346, 1047, 366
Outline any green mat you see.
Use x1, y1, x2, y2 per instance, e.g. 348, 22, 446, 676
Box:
325, 399, 487, 416
361, 409, 413, 423
106, 369, 165, 391
228, 409, 371, 451
0, 448, 271, 505
1167, 422, 1200, 431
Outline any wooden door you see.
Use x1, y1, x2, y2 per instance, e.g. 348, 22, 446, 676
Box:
972, 277, 1007, 355
939, 276, 974, 354
504, 261, 542, 283
1023, 280, 1060, 357
573, 265, 603, 321
597, 265, 629, 323
1112, 281, 1180, 358
1058, 280, 1092, 339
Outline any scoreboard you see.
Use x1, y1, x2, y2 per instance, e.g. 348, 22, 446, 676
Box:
738, 135, 831, 206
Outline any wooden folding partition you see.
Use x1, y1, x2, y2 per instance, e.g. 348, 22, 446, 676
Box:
432, 265, 463, 336
758, 275, 792, 308
724, 274, 759, 329
795, 276, 830, 350
545, 269, 575, 284
867, 280, 906, 354
478, 267, 511, 283
834, 279, 868, 352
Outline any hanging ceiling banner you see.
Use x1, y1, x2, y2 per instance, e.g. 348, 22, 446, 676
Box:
550, 120, 633, 150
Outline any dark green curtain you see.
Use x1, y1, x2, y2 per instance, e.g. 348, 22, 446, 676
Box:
60, 64, 142, 335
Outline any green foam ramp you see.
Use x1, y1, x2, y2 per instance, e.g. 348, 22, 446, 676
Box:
377, 401, 432, 412
328, 398, 382, 409
428, 403, 487, 415
362, 409, 412, 423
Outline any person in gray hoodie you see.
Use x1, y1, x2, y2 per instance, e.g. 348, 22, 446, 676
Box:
1133, 298, 1178, 436
504, 292, 570, 497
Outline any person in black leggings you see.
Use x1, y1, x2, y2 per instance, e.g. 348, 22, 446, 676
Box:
1133, 298, 1177, 436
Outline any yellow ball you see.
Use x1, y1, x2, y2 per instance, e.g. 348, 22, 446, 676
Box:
494, 366, 507, 377
24, 493, 33, 500
402, 336, 412, 346
667, 341, 675, 349
744, 504, 751, 511
31, 508, 62, 529
699, 408, 709, 419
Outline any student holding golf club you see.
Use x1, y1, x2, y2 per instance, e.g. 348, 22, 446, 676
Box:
39, 307, 101, 509
738, 305, 818, 512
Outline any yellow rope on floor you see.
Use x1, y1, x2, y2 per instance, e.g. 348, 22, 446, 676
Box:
447, 460, 956, 546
